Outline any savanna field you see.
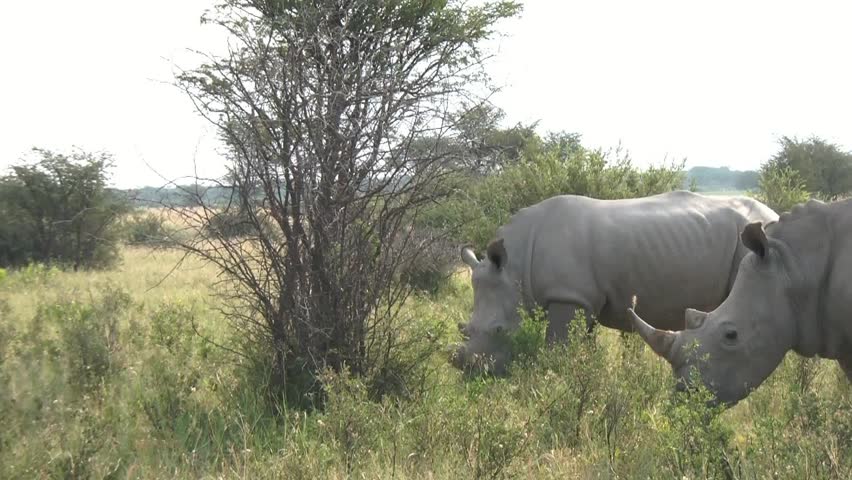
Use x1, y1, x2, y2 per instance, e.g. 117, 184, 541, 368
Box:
3, 2, 852, 478
1, 241, 850, 479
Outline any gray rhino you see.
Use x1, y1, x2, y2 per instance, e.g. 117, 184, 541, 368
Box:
452, 190, 779, 374
630, 198, 852, 405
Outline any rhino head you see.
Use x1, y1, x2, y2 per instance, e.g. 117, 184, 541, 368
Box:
451, 238, 522, 375
629, 222, 802, 405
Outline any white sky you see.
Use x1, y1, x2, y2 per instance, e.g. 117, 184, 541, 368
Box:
2, 0, 851, 188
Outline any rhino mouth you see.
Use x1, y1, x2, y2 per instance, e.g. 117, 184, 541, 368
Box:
449, 343, 509, 376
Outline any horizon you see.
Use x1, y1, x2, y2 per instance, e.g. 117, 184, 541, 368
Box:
2, 0, 851, 189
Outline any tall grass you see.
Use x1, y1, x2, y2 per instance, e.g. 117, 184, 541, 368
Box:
0, 246, 849, 478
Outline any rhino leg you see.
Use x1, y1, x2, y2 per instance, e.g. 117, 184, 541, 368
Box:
546, 302, 592, 344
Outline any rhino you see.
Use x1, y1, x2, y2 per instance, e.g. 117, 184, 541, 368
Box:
630, 198, 852, 405
452, 190, 779, 374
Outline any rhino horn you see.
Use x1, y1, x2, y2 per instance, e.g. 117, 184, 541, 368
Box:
629, 308, 678, 361
461, 245, 479, 268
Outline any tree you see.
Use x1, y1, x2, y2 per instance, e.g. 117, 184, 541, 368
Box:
400, 103, 542, 176
767, 136, 852, 200
0, 148, 128, 269
171, 0, 521, 404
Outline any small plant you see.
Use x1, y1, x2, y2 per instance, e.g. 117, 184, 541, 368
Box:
508, 306, 548, 363
44, 286, 132, 394
13, 263, 60, 285
469, 398, 526, 479
318, 367, 389, 475
148, 302, 195, 355
652, 346, 735, 479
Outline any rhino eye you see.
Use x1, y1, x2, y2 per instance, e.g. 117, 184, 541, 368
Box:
724, 330, 738, 342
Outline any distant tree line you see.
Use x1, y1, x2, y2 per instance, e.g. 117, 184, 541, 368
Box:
684, 166, 759, 192
128, 184, 238, 208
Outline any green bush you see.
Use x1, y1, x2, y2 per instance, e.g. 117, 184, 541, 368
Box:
514, 311, 605, 448
11, 262, 60, 286
43, 286, 132, 394
122, 211, 175, 246
753, 164, 812, 213
507, 306, 548, 363
654, 368, 734, 478
422, 140, 686, 251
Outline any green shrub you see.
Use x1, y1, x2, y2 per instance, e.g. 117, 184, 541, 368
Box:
753, 164, 811, 213
9, 262, 60, 285
738, 354, 852, 478
508, 306, 548, 364
148, 302, 196, 355
525, 311, 605, 448
319, 368, 390, 475
43, 286, 132, 394
654, 367, 734, 478
122, 211, 175, 246
422, 141, 686, 251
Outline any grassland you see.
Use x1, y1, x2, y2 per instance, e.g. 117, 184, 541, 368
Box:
1, 245, 850, 479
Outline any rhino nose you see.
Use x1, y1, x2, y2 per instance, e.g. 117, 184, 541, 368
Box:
449, 344, 466, 370
457, 322, 470, 338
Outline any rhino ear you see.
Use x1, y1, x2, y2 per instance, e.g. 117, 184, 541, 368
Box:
741, 222, 768, 258
684, 308, 707, 330
486, 238, 507, 270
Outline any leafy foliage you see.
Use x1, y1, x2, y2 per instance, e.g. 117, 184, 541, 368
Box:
121, 211, 176, 246
0, 148, 128, 269
508, 306, 548, 364
422, 137, 687, 251
403, 103, 544, 175
767, 135, 852, 200
753, 164, 812, 213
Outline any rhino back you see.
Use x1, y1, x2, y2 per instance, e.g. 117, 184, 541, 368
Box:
519, 191, 752, 330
